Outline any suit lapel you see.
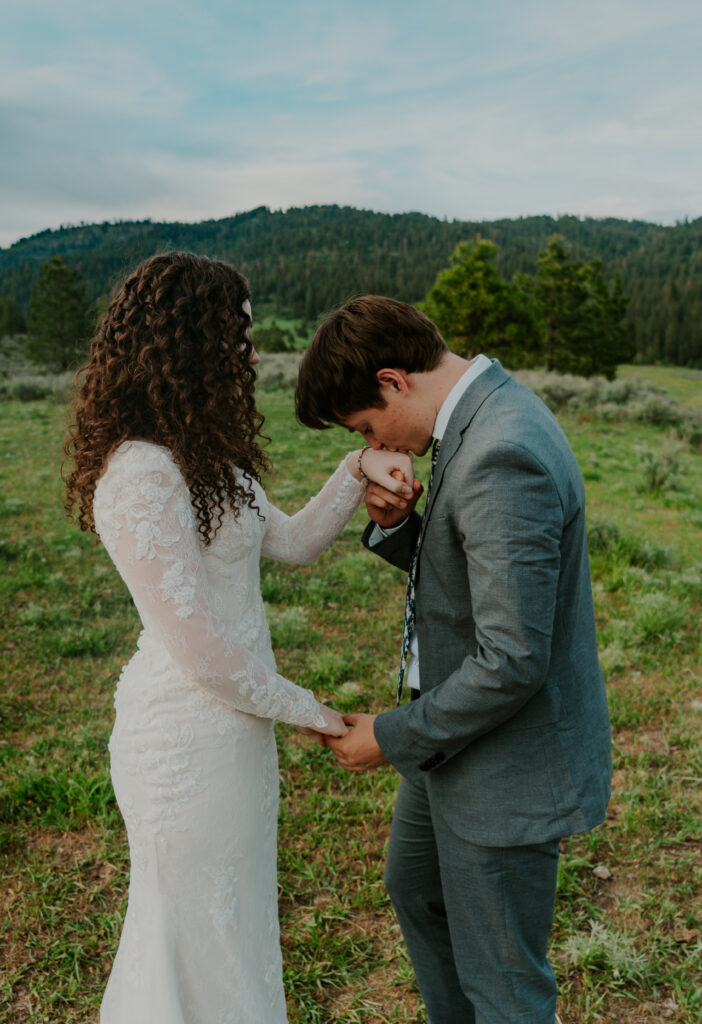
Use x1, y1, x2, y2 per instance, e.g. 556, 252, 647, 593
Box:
422, 360, 510, 524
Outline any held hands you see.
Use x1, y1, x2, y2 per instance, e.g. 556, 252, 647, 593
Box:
297, 712, 387, 772
296, 704, 348, 747
325, 714, 387, 772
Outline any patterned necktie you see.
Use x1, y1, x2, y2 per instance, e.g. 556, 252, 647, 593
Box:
396, 439, 441, 704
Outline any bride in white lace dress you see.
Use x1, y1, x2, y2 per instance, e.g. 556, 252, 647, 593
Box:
64, 253, 414, 1024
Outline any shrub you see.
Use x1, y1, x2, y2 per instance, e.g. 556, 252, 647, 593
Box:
515, 369, 702, 445
0, 379, 54, 401
256, 352, 302, 391
587, 520, 673, 570
0, 374, 73, 402
562, 921, 650, 985
636, 435, 687, 494
631, 591, 688, 645
252, 320, 296, 353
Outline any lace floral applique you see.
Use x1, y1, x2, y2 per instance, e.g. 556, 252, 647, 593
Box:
236, 666, 320, 724
206, 848, 241, 935
159, 558, 197, 619
184, 686, 252, 737
204, 495, 263, 566
330, 466, 367, 513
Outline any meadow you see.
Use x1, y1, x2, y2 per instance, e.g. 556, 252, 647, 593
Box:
0, 365, 700, 1023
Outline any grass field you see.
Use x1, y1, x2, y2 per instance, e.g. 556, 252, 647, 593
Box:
617, 365, 702, 411
1, 370, 701, 1023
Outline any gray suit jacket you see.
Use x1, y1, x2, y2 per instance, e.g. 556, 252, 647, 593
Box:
367, 361, 612, 847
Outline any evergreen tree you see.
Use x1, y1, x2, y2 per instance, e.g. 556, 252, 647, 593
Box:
0, 297, 26, 337
523, 237, 632, 379
251, 320, 296, 352
26, 256, 94, 370
420, 239, 540, 368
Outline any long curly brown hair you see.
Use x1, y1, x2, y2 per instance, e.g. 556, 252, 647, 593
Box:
64, 251, 270, 543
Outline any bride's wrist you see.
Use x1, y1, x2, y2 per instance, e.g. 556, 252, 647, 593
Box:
346, 448, 371, 482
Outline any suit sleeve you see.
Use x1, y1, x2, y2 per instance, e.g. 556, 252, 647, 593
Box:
361, 512, 421, 573
373, 441, 564, 780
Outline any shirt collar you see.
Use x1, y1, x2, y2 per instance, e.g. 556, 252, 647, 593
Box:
433, 354, 492, 441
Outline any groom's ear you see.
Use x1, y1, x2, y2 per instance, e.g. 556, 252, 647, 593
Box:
376, 368, 410, 395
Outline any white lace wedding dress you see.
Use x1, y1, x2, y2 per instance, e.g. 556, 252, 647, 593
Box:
93, 440, 366, 1024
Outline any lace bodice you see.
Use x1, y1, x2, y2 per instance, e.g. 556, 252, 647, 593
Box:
93, 440, 366, 729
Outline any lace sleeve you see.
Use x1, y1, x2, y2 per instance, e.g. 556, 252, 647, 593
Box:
93, 443, 326, 728
261, 457, 367, 564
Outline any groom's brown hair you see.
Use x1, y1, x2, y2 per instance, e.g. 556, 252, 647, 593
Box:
295, 295, 447, 430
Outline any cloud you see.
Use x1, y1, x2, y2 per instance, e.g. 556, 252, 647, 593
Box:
1, 0, 701, 247
523, 0, 701, 54
0, 47, 188, 118
0, 153, 367, 247
134, 152, 367, 217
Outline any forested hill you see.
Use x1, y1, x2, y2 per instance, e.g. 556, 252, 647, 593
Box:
1, 205, 701, 365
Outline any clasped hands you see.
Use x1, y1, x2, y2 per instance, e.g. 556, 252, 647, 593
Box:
297, 713, 387, 771
296, 448, 424, 771
362, 449, 424, 530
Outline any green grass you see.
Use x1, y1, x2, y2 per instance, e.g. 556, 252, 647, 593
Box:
1, 370, 701, 1024
618, 364, 702, 410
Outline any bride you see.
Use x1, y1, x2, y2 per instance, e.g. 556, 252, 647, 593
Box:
64, 251, 414, 1023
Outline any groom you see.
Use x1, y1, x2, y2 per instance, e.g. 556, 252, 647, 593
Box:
295, 296, 612, 1024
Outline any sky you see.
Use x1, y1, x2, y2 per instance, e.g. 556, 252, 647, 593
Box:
1, 0, 701, 248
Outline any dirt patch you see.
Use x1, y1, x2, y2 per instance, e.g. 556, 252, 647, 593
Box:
615, 726, 670, 759
325, 960, 424, 1022
24, 824, 105, 867
662, 838, 702, 866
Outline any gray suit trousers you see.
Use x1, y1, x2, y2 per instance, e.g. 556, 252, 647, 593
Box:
385, 774, 559, 1024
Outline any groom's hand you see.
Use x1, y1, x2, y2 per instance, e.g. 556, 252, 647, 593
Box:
295, 725, 328, 747
325, 714, 388, 772
365, 477, 423, 529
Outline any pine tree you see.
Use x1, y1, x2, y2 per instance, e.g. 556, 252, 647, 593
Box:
26, 256, 94, 371
521, 237, 632, 378
0, 297, 26, 338
420, 240, 540, 369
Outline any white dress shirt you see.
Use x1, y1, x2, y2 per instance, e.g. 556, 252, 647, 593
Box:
371, 354, 492, 690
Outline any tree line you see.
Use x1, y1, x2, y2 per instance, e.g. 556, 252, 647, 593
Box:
0, 236, 631, 380
422, 238, 630, 378
1, 205, 700, 367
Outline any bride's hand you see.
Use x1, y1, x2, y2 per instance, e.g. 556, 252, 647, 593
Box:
315, 704, 349, 737
348, 448, 415, 495
296, 705, 348, 747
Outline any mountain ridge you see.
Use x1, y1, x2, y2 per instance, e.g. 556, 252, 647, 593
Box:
2, 205, 700, 365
